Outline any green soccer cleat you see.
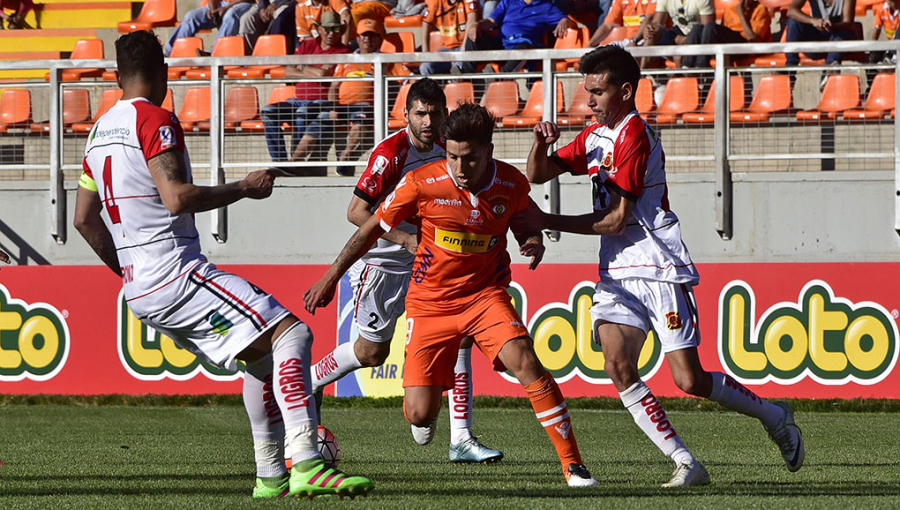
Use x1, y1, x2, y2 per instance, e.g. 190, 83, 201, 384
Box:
252, 475, 290, 498
449, 437, 504, 464
289, 459, 374, 499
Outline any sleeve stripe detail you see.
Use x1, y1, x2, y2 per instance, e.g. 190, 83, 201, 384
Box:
353, 187, 377, 205
549, 153, 576, 175
379, 218, 394, 233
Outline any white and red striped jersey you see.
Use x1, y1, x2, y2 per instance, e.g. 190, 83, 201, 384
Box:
552, 112, 698, 284
81, 97, 205, 311
353, 128, 445, 274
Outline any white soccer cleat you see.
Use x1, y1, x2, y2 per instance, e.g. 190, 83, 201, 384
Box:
767, 401, 805, 472
662, 461, 710, 488
565, 463, 599, 487
410, 418, 437, 446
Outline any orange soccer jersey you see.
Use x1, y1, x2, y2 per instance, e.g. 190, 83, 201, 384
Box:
605, 0, 657, 39
424, 0, 481, 50
722, 3, 771, 41
376, 158, 531, 311
876, 2, 900, 40
333, 60, 411, 105
296, 0, 352, 39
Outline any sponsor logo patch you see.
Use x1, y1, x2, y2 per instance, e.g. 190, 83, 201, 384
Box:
159, 126, 176, 149
434, 228, 499, 253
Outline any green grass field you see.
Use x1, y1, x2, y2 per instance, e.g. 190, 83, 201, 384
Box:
1, 399, 899, 509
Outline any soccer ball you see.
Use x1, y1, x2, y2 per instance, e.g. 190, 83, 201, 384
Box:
317, 425, 341, 468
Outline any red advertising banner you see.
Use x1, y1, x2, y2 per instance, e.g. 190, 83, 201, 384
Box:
0, 263, 897, 398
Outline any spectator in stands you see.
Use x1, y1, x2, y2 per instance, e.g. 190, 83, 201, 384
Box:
682, 0, 771, 68
588, 0, 657, 48
297, 0, 353, 46
350, 0, 396, 26
0, 0, 34, 29
785, 0, 859, 67
261, 11, 351, 175
165, 0, 256, 56
642, 0, 715, 68
869, 0, 899, 64
457, 0, 573, 74
330, 19, 413, 175
238, 0, 298, 53
419, 0, 481, 75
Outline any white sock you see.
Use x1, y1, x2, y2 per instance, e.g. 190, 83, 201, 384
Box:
312, 341, 363, 391
620, 380, 694, 466
243, 354, 287, 478
271, 321, 320, 465
449, 348, 474, 445
708, 372, 784, 429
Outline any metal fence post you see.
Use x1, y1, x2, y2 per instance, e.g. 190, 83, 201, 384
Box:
714, 49, 732, 240
541, 56, 560, 241
50, 65, 66, 245
210, 61, 227, 243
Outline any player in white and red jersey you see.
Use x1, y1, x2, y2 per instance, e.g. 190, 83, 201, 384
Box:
310, 78, 503, 463
73, 30, 373, 500
519, 44, 805, 487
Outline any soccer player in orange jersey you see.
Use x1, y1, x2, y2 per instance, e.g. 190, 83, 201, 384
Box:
304, 103, 598, 487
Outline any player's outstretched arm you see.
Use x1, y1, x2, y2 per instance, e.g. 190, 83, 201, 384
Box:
527, 122, 566, 184
510, 199, 546, 270
149, 149, 276, 215
511, 193, 634, 236
303, 214, 386, 314
73, 186, 122, 276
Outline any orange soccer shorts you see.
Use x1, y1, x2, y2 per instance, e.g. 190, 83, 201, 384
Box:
402, 287, 530, 390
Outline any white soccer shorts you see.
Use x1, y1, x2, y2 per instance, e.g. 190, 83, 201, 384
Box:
138, 262, 291, 370
348, 260, 410, 343
590, 278, 700, 353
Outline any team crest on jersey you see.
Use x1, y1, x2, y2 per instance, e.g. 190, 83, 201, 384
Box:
601, 151, 613, 170
159, 126, 176, 149
665, 311, 682, 330
492, 203, 506, 215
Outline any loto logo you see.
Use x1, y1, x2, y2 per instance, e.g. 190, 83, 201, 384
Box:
117, 291, 240, 381
0, 284, 69, 381
719, 280, 898, 385
500, 282, 663, 384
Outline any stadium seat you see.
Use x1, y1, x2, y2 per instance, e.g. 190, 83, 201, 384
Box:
500, 80, 565, 128
381, 32, 416, 54
0, 89, 32, 134
117, 0, 177, 33
857, 0, 882, 16
162, 88, 175, 112
388, 82, 412, 130
682, 75, 745, 124
796, 74, 860, 121
195, 86, 259, 132
557, 81, 593, 127
168, 37, 204, 80
185, 36, 245, 80
384, 15, 423, 29
72, 88, 123, 134
226, 34, 287, 79
429, 31, 443, 52
636, 78, 655, 116
178, 87, 211, 131
730, 74, 792, 123
30, 88, 91, 134
843, 73, 895, 121
481, 81, 520, 120
597, 26, 629, 45
554, 27, 589, 72
655, 77, 699, 124
240, 85, 296, 132
444, 82, 475, 111
44, 39, 105, 82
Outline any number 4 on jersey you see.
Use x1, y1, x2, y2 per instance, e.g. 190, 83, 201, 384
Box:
102, 155, 121, 224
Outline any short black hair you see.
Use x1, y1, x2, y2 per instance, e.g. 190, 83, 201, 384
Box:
115, 31, 165, 83
441, 102, 494, 147
579, 44, 641, 91
406, 77, 446, 111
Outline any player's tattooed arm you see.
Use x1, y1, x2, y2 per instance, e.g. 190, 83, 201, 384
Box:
74, 186, 122, 277
348, 195, 417, 254
149, 149, 276, 215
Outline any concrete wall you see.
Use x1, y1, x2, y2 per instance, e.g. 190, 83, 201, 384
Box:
2, 170, 897, 268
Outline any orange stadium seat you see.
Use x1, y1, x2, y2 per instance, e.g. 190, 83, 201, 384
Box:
636, 78, 655, 116
444, 82, 475, 111
598, 26, 629, 45
481, 81, 520, 120
240, 85, 296, 132
429, 31, 443, 52
730, 74, 792, 123
381, 32, 416, 54
683, 75, 745, 124
844, 73, 895, 121
0, 89, 32, 134
30, 88, 91, 134
796, 74, 860, 121
162, 88, 175, 112
179, 87, 211, 131
219, 86, 260, 132
715, 0, 741, 20
118, 0, 177, 33
557, 81, 593, 127
384, 15, 423, 29
554, 27, 589, 72
185, 36, 245, 80
857, 0, 882, 16
227, 34, 287, 79
72, 88, 123, 134
44, 39, 105, 82
501, 80, 565, 128
655, 77, 699, 124
168, 37, 204, 80
388, 82, 412, 130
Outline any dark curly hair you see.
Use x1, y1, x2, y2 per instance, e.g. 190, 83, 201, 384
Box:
579, 44, 641, 91
115, 30, 165, 83
441, 102, 494, 148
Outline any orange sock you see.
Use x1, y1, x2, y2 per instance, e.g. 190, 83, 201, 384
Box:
523, 372, 583, 472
